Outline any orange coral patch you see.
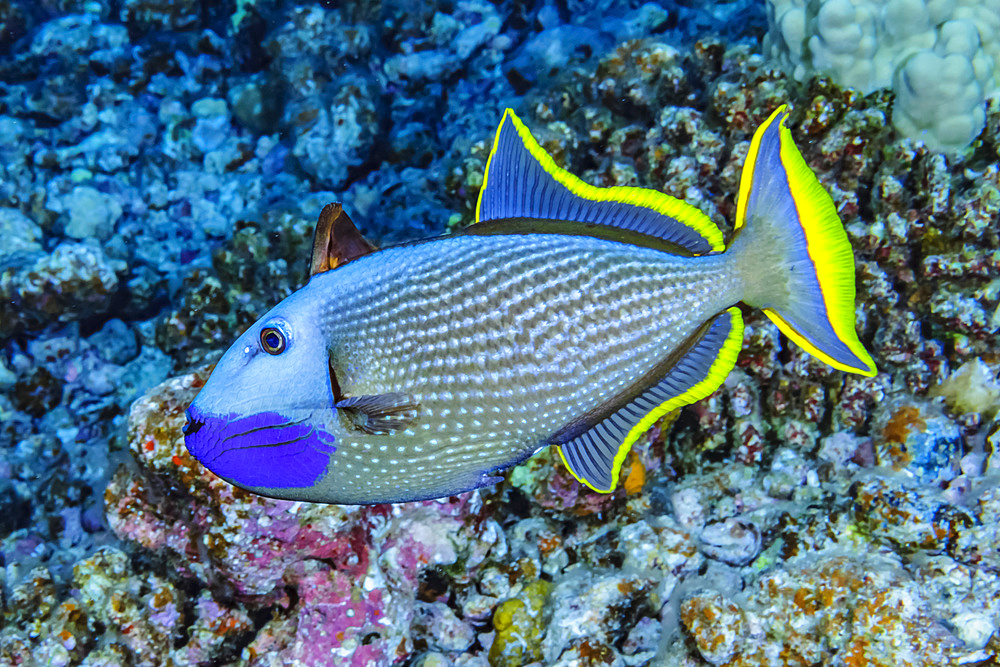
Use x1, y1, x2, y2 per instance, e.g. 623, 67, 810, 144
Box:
882, 406, 925, 443
623, 454, 646, 495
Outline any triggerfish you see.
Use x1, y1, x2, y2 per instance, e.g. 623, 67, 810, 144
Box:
184, 106, 876, 504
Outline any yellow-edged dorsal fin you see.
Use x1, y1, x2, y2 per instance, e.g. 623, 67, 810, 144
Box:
475, 109, 724, 255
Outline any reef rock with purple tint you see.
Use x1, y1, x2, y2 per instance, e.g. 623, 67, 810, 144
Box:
103, 367, 504, 664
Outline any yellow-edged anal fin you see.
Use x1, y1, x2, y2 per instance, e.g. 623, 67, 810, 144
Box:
556, 307, 744, 493
476, 109, 725, 255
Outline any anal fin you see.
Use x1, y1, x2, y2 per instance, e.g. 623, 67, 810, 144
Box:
336, 393, 420, 435
556, 307, 744, 493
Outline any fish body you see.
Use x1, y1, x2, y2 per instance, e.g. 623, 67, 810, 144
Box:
185, 107, 876, 504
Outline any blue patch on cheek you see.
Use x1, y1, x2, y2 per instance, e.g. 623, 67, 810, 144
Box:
184, 406, 336, 489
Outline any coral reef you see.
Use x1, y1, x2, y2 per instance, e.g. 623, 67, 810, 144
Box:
764, 0, 1000, 152
677, 554, 964, 665
1, 546, 253, 665
1, 0, 999, 665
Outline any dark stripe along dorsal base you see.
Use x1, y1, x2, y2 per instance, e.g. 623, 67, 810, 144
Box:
475, 109, 725, 256
555, 307, 744, 493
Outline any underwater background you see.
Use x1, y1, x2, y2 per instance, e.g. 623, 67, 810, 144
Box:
1, 0, 999, 664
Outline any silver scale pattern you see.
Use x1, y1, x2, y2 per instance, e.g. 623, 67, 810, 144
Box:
313, 232, 741, 502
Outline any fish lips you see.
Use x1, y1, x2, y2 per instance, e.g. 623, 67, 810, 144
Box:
183, 404, 337, 490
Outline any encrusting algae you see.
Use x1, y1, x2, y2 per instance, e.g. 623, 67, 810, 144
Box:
488, 579, 552, 667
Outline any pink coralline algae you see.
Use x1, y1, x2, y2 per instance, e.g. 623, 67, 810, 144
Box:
103, 367, 504, 665
243, 565, 396, 666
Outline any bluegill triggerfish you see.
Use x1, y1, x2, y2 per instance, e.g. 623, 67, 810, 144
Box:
184, 107, 876, 505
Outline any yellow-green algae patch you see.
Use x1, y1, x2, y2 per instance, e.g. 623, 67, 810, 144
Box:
488, 579, 552, 667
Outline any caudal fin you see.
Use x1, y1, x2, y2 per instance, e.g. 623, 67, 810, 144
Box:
730, 106, 877, 377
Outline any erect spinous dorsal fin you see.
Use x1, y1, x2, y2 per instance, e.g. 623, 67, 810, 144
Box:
310, 203, 376, 276
556, 307, 744, 493
474, 109, 724, 255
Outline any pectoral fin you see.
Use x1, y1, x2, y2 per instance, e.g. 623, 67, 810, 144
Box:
335, 393, 420, 435
310, 202, 376, 276
556, 307, 744, 493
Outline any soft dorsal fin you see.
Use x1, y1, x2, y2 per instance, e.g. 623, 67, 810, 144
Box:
310, 203, 376, 276
555, 307, 744, 493
474, 109, 724, 255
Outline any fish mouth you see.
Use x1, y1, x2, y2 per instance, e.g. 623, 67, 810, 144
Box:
182, 405, 337, 490
182, 409, 204, 437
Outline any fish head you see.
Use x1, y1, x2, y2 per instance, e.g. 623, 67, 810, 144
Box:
183, 289, 339, 497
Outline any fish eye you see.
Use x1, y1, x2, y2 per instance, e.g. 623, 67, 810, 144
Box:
260, 327, 286, 355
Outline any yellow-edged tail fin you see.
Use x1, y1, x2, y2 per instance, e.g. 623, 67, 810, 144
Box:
731, 106, 876, 377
